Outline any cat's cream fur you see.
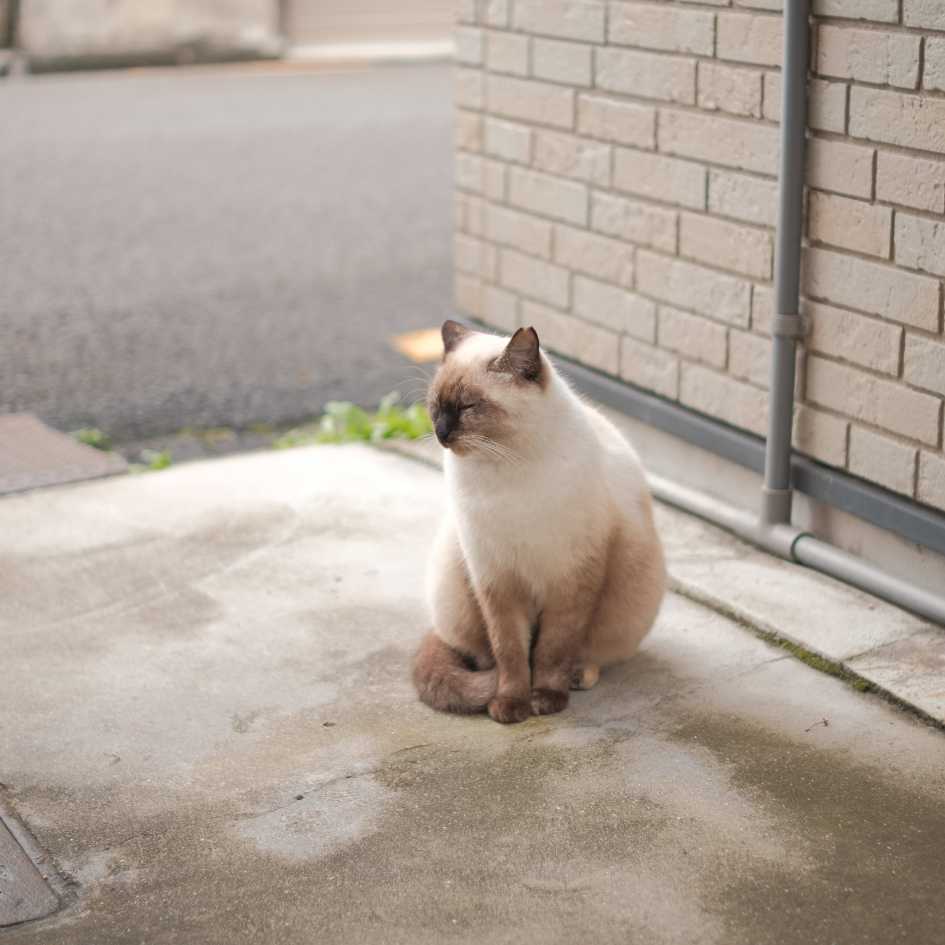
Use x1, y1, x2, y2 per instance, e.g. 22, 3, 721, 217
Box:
412, 321, 666, 724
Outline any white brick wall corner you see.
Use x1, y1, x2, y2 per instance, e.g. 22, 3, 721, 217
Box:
454, 0, 945, 511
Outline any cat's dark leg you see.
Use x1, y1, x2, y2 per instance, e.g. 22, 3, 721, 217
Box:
529, 603, 592, 714
530, 553, 605, 714
479, 577, 534, 724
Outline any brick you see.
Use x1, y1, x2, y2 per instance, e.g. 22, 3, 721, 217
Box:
484, 204, 553, 258
513, 0, 606, 42
482, 284, 519, 332
533, 131, 610, 185
523, 301, 620, 374
764, 76, 847, 133
659, 110, 779, 175
876, 151, 945, 213
500, 249, 571, 307
918, 452, 945, 511
805, 248, 940, 332
925, 38, 945, 93
573, 276, 657, 339
737, 0, 782, 9
796, 408, 855, 473
808, 192, 891, 258
484, 118, 531, 163
508, 167, 588, 224
680, 364, 768, 435
609, 3, 715, 55
532, 38, 592, 86
658, 306, 728, 369
455, 234, 484, 275
808, 79, 848, 134
817, 26, 921, 91
621, 337, 680, 398
805, 301, 902, 375
904, 0, 945, 30
481, 0, 510, 27
456, 27, 483, 65
904, 334, 945, 397
729, 330, 770, 387
752, 285, 774, 334
698, 62, 763, 119
813, 0, 898, 22
456, 152, 483, 193
716, 12, 782, 67
456, 68, 484, 110
807, 138, 874, 199
553, 224, 635, 287
455, 272, 481, 316
637, 250, 752, 326
850, 87, 945, 154
456, 110, 483, 152
482, 243, 498, 281
486, 75, 574, 129
849, 427, 918, 497
456, 193, 484, 236
680, 213, 773, 279
485, 30, 528, 75
482, 158, 506, 201
806, 355, 941, 445
596, 48, 696, 105
708, 170, 777, 227
591, 192, 678, 253
614, 148, 706, 210
792, 404, 848, 467
895, 213, 945, 278
577, 95, 656, 149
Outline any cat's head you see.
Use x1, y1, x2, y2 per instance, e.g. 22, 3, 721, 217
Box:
427, 320, 548, 456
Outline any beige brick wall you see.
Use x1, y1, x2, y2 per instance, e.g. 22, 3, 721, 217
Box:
454, 0, 945, 513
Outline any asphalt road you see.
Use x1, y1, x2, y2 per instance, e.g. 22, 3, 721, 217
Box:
1, 62, 452, 439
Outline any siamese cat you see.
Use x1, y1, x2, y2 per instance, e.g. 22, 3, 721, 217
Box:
413, 321, 666, 723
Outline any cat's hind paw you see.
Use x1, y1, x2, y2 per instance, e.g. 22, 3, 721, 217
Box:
569, 663, 600, 691
531, 688, 569, 715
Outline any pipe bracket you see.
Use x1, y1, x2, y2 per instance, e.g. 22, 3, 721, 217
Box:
771, 313, 806, 338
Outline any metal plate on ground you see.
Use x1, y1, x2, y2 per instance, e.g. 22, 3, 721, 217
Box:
0, 819, 59, 927
0, 413, 126, 496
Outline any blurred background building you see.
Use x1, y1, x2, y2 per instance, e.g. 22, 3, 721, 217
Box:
1, 0, 457, 70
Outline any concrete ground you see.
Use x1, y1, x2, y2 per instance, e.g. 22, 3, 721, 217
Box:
2, 444, 945, 945
0, 62, 451, 439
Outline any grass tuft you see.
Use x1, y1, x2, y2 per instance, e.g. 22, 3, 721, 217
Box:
274, 393, 432, 449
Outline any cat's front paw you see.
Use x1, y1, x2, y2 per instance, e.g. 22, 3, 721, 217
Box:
531, 688, 569, 716
488, 696, 531, 724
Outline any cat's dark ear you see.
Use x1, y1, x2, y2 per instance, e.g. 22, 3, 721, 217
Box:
494, 327, 543, 383
441, 320, 471, 356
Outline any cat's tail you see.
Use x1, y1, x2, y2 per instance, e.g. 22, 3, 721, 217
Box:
412, 632, 496, 714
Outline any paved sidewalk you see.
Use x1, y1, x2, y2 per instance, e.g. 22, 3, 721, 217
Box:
2, 445, 944, 944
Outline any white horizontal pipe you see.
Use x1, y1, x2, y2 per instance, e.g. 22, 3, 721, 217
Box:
649, 474, 945, 627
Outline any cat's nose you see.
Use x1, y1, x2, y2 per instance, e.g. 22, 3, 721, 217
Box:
435, 411, 458, 446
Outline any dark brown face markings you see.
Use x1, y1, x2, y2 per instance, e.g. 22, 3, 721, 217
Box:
428, 364, 512, 451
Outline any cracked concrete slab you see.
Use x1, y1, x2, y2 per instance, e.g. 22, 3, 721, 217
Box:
2, 445, 944, 945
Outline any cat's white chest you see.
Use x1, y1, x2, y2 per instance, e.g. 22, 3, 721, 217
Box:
447, 458, 605, 593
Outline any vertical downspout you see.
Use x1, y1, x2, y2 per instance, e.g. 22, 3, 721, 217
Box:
761, 0, 809, 527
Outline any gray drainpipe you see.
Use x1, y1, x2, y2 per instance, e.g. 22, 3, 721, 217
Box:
648, 0, 945, 626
